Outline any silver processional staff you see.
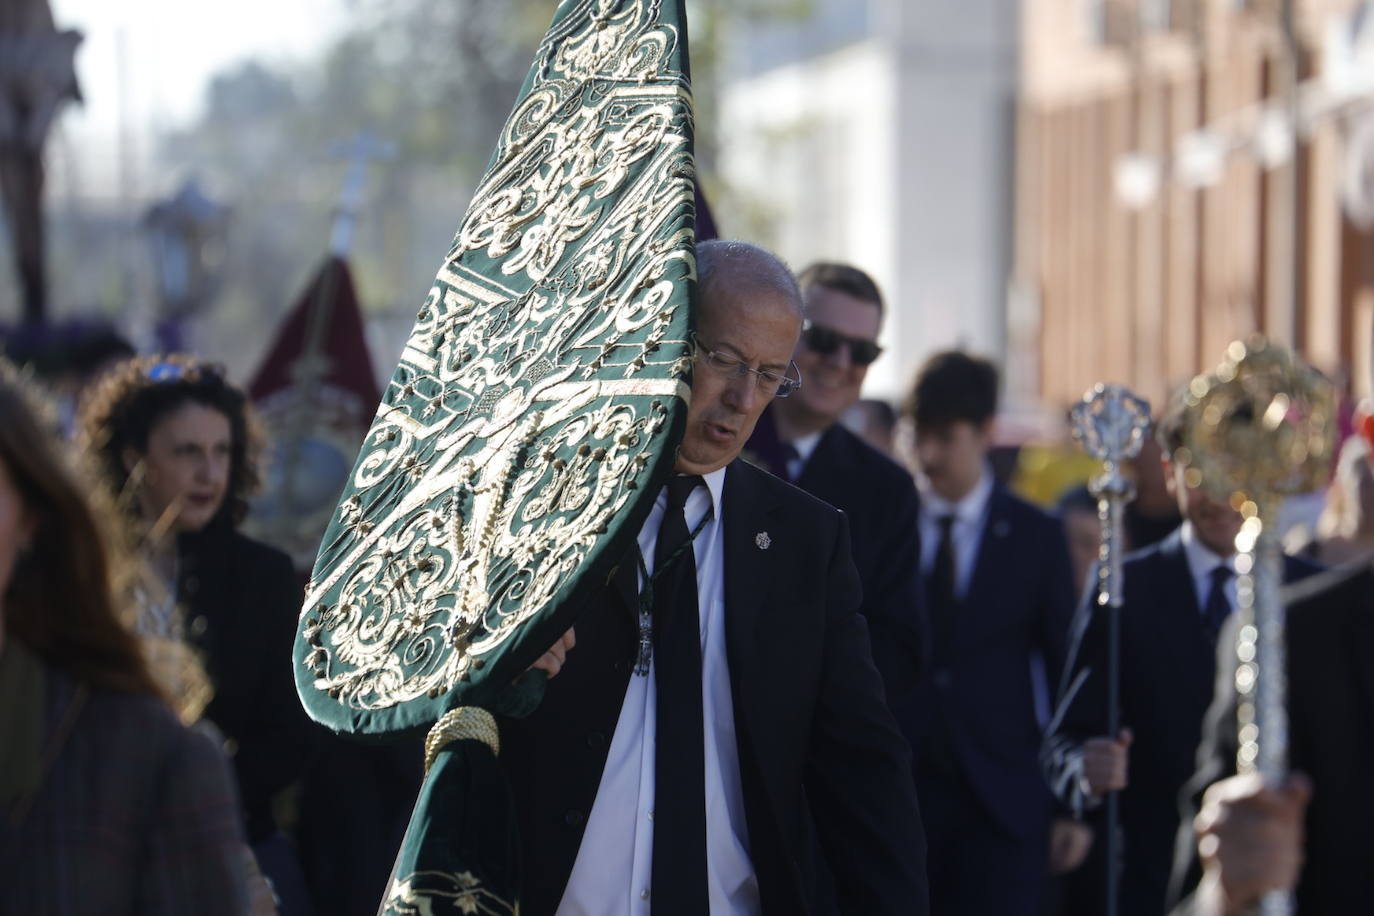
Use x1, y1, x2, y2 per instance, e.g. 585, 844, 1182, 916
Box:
1070, 382, 1151, 916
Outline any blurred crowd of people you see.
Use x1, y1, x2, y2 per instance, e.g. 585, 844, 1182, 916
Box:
0, 322, 417, 915
0, 251, 1366, 916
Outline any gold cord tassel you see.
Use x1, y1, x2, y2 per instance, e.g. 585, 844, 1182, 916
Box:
424, 707, 500, 774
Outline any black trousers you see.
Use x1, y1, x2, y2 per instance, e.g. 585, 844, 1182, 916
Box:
917, 764, 1048, 916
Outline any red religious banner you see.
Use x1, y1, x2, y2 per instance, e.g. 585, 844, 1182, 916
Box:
245, 256, 380, 570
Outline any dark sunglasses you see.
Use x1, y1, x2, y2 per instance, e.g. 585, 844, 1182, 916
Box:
801, 321, 883, 366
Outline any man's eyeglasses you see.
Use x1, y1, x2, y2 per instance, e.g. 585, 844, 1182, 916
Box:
690, 333, 802, 399
801, 321, 883, 367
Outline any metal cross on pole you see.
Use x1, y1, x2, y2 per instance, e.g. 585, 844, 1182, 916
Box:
0, 0, 82, 324
327, 129, 399, 259
274, 130, 397, 529
1070, 382, 1152, 916
296, 129, 397, 387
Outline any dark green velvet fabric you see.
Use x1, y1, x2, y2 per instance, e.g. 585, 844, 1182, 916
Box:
378, 740, 521, 916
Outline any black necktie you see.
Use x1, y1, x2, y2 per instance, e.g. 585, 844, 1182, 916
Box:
651, 474, 708, 913
929, 514, 958, 636
1202, 565, 1233, 642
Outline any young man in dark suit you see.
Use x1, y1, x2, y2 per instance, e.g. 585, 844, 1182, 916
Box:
504, 240, 929, 915
745, 262, 925, 699
1166, 549, 1374, 915
1042, 397, 1319, 916
898, 350, 1077, 916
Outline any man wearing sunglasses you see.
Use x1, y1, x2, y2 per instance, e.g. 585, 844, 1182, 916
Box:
746, 263, 927, 701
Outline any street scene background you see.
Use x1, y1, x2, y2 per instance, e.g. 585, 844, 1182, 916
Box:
7, 0, 1374, 503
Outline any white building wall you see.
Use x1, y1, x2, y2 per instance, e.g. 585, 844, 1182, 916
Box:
719, 43, 901, 390
718, 0, 1020, 401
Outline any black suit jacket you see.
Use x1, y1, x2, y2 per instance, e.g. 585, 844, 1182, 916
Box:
1043, 530, 1318, 916
0, 657, 251, 915
794, 424, 927, 700
498, 459, 929, 915
178, 524, 317, 843
898, 483, 1076, 840
1168, 559, 1374, 914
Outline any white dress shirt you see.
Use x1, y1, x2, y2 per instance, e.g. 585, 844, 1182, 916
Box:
557, 466, 760, 916
1179, 521, 1237, 613
782, 430, 823, 482
917, 467, 995, 600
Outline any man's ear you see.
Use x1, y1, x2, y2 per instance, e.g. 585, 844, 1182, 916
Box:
977, 417, 997, 446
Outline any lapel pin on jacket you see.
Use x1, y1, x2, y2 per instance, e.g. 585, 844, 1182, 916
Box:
755, 531, 772, 550
993, 519, 1011, 538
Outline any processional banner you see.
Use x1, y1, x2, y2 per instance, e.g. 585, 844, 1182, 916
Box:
292, 1, 697, 911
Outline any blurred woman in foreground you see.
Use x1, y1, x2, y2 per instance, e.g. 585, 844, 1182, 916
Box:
0, 366, 252, 914
78, 355, 313, 913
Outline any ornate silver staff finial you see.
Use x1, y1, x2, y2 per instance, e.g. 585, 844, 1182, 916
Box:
1178, 337, 1334, 916
1070, 383, 1151, 916
1072, 384, 1153, 467
1071, 383, 1151, 604
1072, 383, 1152, 503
